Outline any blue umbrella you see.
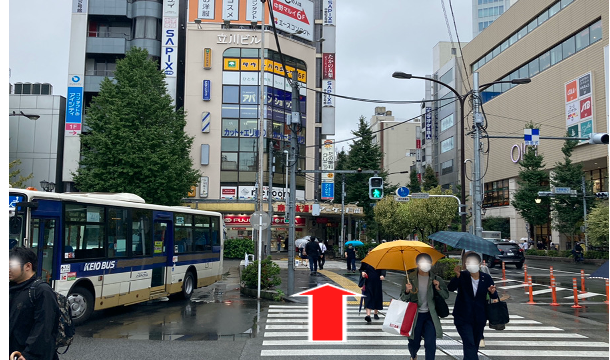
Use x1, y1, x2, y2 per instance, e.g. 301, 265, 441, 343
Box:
589, 260, 609, 279
345, 240, 364, 247
428, 231, 501, 256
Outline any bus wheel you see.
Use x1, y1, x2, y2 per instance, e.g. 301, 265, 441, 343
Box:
181, 271, 195, 300
68, 287, 94, 326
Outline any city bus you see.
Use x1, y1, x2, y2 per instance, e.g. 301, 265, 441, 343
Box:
8, 188, 224, 325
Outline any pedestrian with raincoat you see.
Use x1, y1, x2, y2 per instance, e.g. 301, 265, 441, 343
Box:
359, 256, 386, 323
400, 253, 449, 360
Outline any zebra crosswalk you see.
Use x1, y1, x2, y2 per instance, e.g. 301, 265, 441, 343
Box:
492, 276, 606, 301
260, 304, 609, 359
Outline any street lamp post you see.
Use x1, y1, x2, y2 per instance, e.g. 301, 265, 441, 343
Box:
9, 111, 40, 121
40, 180, 55, 192
392, 72, 530, 233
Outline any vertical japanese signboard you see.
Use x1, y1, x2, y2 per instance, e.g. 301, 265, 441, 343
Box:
163, 0, 179, 105
222, 0, 239, 21
200, 176, 209, 198
65, 75, 83, 136
322, 53, 335, 80
203, 48, 212, 69
321, 140, 335, 200
565, 72, 594, 144
425, 107, 432, 140
246, 0, 263, 22
202, 80, 211, 101
323, 0, 334, 26
198, 0, 215, 19
323, 80, 334, 107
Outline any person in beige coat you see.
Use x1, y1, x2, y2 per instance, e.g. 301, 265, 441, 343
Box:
400, 253, 449, 360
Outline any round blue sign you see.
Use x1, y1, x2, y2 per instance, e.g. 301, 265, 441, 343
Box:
396, 187, 410, 197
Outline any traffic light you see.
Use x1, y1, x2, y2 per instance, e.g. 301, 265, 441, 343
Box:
589, 133, 609, 144
595, 192, 609, 199
369, 177, 384, 199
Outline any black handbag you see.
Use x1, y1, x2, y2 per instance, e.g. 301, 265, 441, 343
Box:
358, 275, 366, 288
486, 297, 510, 330
432, 279, 449, 318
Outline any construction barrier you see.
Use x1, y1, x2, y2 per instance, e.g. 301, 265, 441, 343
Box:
550, 266, 554, 279
524, 264, 528, 283
571, 278, 582, 308
605, 279, 609, 305
550, 277, 559, 306
527, 276, 536, 304
580, 269, 586, 293
502, 261, 506, 280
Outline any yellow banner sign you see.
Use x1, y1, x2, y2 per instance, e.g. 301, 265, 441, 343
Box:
203, 48, 212, 69
223, 58, 240, 71
241, 58, 260, 71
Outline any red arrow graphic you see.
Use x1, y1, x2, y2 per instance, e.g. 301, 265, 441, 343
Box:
293, 284, 361, 341
273, 1, 310, 25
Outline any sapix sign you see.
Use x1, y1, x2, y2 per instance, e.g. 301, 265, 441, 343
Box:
162, 18, 178, 78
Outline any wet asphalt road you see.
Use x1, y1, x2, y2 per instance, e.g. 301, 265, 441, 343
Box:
60, 258, 608, 360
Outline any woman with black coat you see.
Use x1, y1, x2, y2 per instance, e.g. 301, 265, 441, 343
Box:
448, 252, 498, 360
359, 260, 386, 323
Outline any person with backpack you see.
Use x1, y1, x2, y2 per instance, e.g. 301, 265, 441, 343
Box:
10, 247, 63, 360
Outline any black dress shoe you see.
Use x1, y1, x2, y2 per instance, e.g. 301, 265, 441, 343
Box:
364, 315, 371, 323
374, 314, 379, 320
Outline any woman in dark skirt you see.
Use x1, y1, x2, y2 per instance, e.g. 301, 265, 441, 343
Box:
360, 261, 386, 322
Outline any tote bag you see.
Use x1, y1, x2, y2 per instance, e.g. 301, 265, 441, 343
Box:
382, 299, 418, 336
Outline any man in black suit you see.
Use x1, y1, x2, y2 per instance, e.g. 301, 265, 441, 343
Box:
448, 252, 498, 360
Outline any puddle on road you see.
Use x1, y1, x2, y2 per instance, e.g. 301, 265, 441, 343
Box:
79, 268, 267, 341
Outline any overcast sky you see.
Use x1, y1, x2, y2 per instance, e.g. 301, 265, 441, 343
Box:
8, 0, 472, 146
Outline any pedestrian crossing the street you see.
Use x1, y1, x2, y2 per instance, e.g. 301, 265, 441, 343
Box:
260, 304, 609, 359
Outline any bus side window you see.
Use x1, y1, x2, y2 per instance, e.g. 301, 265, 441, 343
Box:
132, 209, 152, 256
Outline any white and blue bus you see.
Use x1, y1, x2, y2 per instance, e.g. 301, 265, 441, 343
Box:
9, 188, 224, 325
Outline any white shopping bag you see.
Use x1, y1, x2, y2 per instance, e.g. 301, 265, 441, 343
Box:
382, 299, 418, 336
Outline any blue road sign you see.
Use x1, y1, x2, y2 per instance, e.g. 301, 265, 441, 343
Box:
396, 187, 410, 197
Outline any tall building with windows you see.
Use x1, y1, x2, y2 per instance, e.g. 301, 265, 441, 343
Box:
370, 107, 419, 188
472, 0, 516, 38
63, 0, 186, 192
462, 0, 608, 249
418, 42, 468, 191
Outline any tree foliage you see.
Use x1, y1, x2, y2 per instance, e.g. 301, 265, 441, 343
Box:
421, 165, 439, 191
9, 159, 33, 188
408, 170, 421, 193
333, 149, 348, 203
482, 216, 511, 239
73, 48, 200, 205
587, 202, 609, 248
550, 138, 592, 243
511, 145, 550, 242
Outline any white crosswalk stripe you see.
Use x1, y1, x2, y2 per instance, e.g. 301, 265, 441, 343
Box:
260, 305, 609, 358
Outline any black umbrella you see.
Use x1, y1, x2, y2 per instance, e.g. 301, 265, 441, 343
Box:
588, 260, 609, 279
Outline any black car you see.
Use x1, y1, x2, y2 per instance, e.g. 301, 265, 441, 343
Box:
484, 240, 525, 269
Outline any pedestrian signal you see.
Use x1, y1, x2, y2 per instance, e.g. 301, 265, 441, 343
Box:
369, 177, 384, 200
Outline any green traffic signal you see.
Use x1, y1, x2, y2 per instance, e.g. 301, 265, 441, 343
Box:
372, 189, 382, 198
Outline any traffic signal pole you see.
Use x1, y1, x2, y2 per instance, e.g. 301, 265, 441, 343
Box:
287, 70, 299, 296
340, 174, 345, 253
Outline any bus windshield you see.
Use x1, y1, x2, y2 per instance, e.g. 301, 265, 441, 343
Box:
9, 193, 27, 249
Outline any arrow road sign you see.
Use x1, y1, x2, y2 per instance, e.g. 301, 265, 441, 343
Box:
396, 187, 410, 197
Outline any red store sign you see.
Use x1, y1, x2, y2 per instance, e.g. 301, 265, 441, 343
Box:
322, 53, 335, 80
224, 215, 306, 226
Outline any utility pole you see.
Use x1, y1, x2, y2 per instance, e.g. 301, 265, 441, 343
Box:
472, 72, 483, 238
340, 174, 345, 254
255, 0, 266, 260
582, 176, 588, 250
287, 70, 299, 296
267, 139, 273, 255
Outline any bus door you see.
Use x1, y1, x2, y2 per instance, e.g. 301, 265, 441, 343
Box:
151, 220, 172, 291
31, 217, 58, 285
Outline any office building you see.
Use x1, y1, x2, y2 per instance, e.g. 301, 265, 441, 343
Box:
473, 0, 517, 38
462, 0, 608, 249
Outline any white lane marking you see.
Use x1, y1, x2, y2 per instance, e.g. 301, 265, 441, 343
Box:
492, 278, 520, 282
268, 314, 386, 318
526, 287, 568, 295
264, 331, 400, 337
481, 350, 608, 357
265, 324, 557, 331
499, 283, 529, 289
482, 341, 609, 347
440, 319, 539, 324
268, 309, 384, 313
444, 332, 586, 338
563, 292, 604, 299
261, 349, 448, 357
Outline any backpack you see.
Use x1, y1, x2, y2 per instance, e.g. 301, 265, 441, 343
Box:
29, 279, 76, 354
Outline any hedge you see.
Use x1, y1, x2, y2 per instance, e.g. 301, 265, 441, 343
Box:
224, 238, 254, 259
525, 249, 608, 259
356, 243, 379, 260
241, 256, 281, 289
432, 258, 460, 281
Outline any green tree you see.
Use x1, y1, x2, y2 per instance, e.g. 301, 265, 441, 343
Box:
343, 116, 386, 239
74, 47, 200, 205
9, 159, 33, 188
551, 138, 592, 245
408, 170, 421, 193
586, 202, 609, 248
511, 144, 550, 243
421, 165, 439, 191
408, 186, 458, 241
482, 216, 511, 239
373, 196, 413, 239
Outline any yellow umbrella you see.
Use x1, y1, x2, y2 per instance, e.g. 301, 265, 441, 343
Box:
361, 240, 445, 284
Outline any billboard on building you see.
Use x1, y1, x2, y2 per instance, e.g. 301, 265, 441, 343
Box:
323, 0, 334, 26
163, 1, 180, 105
322, 53, 335, 79
321, 139, 334, 200
565, 72, 594, 144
